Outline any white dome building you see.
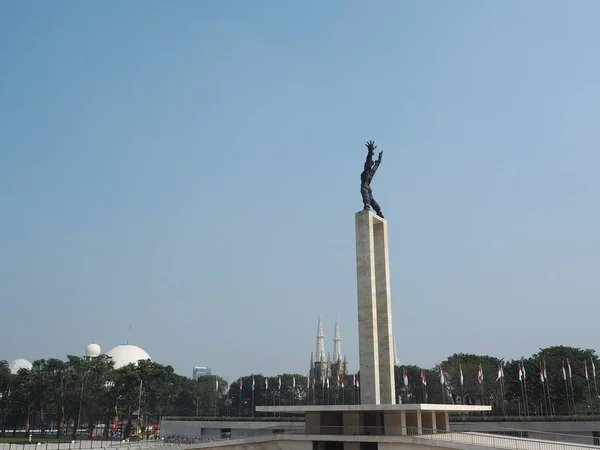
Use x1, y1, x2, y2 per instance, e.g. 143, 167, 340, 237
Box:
105, 344, 151, 369
10, 359, 32, 374
85, 342, 102, 358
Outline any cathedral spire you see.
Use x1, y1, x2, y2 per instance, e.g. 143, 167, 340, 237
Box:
316, 316, 325, 363
333, 320, 342, 363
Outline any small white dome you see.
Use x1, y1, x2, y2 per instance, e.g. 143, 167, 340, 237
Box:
10, 359, 32, 374
85, 342, 101, 358
105, 344, 151, 370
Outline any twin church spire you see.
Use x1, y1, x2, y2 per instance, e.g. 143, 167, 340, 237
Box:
310, 316, 347, 381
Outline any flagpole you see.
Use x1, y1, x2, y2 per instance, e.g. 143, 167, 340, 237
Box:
459, 364, 464, 405
562, 362, 570, 415
500, 368, 506, 416
564, 375, 570, 415
440, 368, 446, 404
587, 375, 593, 409
251, 379, 255, 418
519, 365, 525, 416
585, 361, 592, 410
567, 360, 575, 411
478, 363, 484, 408
542, 377, 548, 416
521, 360, 529, 416
593, 362, 599, 407
544, 360, 554, 417
404, 368, 409, 405
238, 378, 242, 417
214, 377, 218, 417
540, 363, 548, 416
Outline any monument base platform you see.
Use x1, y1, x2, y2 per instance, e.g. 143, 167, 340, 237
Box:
256, 404, 491, 436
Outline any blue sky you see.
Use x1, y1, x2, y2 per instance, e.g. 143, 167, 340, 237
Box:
2, 1, 600, 381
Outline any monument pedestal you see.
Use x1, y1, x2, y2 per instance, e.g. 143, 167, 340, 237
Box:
355, 210, 395, 405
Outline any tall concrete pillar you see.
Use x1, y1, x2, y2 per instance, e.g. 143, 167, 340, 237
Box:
355, 210, 396, 405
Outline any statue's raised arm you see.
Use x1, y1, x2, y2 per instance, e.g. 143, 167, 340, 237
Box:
364, 141, 377, 168
360, 141, 384, 218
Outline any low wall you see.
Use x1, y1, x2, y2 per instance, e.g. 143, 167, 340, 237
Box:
161, 421, 303, 439
451, 422, 600, 446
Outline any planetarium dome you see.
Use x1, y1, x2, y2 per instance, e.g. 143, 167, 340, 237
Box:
85, 342, 101, 358
10, 359, 32, 374
105, 344, 151, 370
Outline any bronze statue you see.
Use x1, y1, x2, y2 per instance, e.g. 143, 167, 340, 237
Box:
360, 140, 384, 218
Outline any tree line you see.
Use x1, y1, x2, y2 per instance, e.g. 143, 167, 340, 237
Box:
1, 345, 598, 438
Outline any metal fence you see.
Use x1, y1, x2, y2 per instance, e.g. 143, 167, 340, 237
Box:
450, 424, 600, 447
252, 425, 599, 450
0, 440, 171, 450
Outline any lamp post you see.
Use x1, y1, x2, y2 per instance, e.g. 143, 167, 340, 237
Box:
75, 370, 90, 439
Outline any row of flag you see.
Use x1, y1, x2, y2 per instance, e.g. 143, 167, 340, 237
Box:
217, 359, 597, 392
226, 374, 363, 391
401, 359, 598, 387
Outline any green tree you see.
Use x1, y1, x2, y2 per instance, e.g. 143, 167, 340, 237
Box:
0, 360, 12, 437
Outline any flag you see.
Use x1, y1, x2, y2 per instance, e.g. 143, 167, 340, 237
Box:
292, 375, 296, 389
25, 419, 30, 433
265, 377, 269, 389
353, 374, 356, 387
216, 377, 219, 391
585, 361, 589, 380
568, 359, 572, 378
440, 367, 445, 385
278, 376, 282, 390
403, 369, 409, 387
252, 376, 255, 391
496, 366, 502, 381
421, 369, 427, 386
59, 406, 65, 432
477, 365, 484, 384
518, 364, 523, 382
111, 406, 118, 435
522, 362, 526, 377
539, 363, 545, 383
592, 360, 596, 378
239, 377, 243, 390
341, 374, 345, 388
459, 364, 464, 386
356, 374, 360, 388
307, 374, 310, 389
543, 361, 548, 380
562, 361, 567, 381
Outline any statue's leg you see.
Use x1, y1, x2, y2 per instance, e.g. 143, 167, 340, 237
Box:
370, 197, 384, 219
361, 185, 371, 211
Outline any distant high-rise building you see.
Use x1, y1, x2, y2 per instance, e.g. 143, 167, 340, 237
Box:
192, 366, 212, 380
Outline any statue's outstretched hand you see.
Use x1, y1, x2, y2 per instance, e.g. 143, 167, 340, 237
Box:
378, 151, 383, 159
366, 141, 377, 152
